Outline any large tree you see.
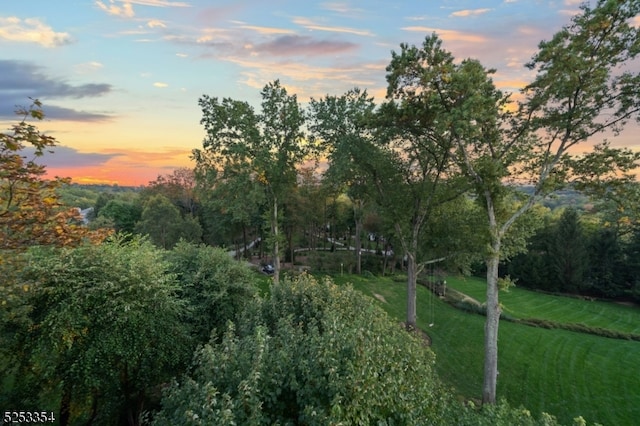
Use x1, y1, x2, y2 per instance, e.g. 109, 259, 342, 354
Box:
195, 80, 309, 283
388, 0, 640, 404
308, 89, 377, 275
458, 0, 640, 403
379, 41, 471, 329
4, 237, 191, 425
550, 208, 588, 293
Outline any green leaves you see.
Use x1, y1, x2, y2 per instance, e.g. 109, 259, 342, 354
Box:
155, 274, 450, 425
4, 237, 191, 424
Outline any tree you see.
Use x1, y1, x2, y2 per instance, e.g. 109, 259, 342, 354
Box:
1, 100, 108, 252
588, 226, 626, 297
135, 194, 202, 249
154, 274, 566, 426
97, 197, 142, 234
379, 39, 474, 329
143, 167, 199, 216
164, 241, 257, 345
195, 80, 309, 283
389, 0, 640, 404
194, 157, 265, 255
309, 89, 377, 275
550, 208, 588, 293
453, 0, 640, 404
626, 224, 640, 301
3, 237, 191, 425
154, 274, 449, 425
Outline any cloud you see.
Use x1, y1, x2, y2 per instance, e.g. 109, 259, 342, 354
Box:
223, 55, 385, 101
153, 82, 168, 87
252, 35, 357, 57
320, 2, 365, 16
128, 0, 190, 6
401, 26, 488, 43
74, 61, 104, 74
24, 145, 120, 169
0, 60, 113, 121
147, 19, 166, 28
293, 17, 373, 36
35, 146, 194, 185
95, 0, 135, 18
0, 16, 72, 47
95, 0, 190, 18
233, 23, 295, 35
450, 8, 492, 18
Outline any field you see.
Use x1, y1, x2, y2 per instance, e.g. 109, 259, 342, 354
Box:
329, 273, 640, 426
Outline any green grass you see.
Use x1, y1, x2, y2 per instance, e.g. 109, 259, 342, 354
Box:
329, 273, 640, 426
446, 275, 640, 334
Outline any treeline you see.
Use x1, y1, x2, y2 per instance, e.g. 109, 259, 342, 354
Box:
504, 207, 640, 302
64, 169, 640, 305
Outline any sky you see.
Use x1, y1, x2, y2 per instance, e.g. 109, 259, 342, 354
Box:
1, 0, 638, 186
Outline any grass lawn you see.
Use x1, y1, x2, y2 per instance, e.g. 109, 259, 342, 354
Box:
329, 273, 640, 426
445, 275, 640, 334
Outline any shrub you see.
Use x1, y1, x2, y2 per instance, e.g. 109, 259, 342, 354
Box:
154, 274, 458, 425
2, 236, 191, 425
164, 241, 258, 345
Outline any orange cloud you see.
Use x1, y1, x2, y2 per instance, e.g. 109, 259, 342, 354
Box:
96, 0, 135, 18
401, 27, 488, 43
44, 148, 194, 186
450, 9, 492, 18
293, 17, 373, 36
0, 16, 72, 47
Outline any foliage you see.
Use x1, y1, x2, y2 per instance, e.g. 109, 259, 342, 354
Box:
142, 168, 199, 216
1, 236, 191, 425
56, 183, 100, 210
164, 241, 257, 345
135, 194, 202, 249
0, 100, 109, 252
155, 274, 459, 425
549, 208, 588, 293
195, 80, 310, 283
97, 197, 142, 234
385, 0, 640, 404
309, 89, 378, 274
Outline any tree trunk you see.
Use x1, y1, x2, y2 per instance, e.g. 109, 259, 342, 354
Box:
406, 252, 418, 330
60, 379, 72, 426
482, 248, 501, 405
272, 197, 280, 284
354, 215, 362, 275
242, 225, 248, 259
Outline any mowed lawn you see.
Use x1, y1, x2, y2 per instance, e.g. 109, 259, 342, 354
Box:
445, 275, 640, 334
330, 273, 640, 426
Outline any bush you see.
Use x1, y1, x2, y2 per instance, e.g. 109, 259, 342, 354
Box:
154, 274, 457, 425
164, 241, 258, 345
2, 236, 191, 425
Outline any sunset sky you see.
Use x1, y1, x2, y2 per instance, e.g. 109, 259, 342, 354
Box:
1, 0, 638, 186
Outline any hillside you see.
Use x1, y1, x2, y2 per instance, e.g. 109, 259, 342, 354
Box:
330, 273, 640, 425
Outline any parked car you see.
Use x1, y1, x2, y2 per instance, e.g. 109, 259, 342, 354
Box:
262, 264, 274, 275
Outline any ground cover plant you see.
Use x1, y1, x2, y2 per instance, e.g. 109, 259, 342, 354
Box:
330, 272, 640, 425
